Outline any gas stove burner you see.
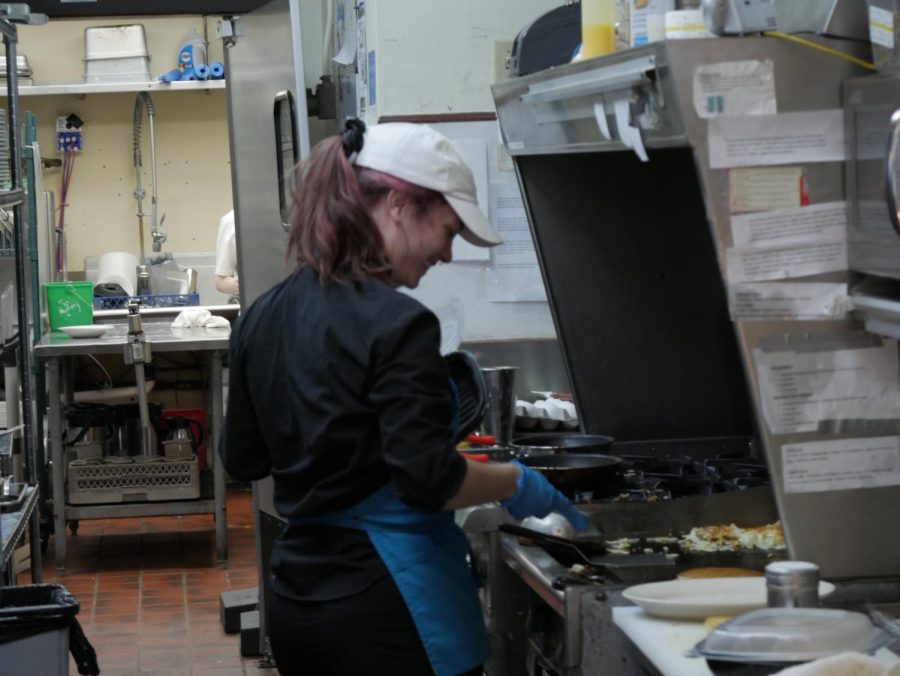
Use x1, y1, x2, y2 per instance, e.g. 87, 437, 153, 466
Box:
618, 455, 693, 476
523, 439, 771, 503
587, 446, 772, 502
724, 476, 770, 490
552, 570, 610, 589
610, 488, 672, 503
698, 457, 768, 477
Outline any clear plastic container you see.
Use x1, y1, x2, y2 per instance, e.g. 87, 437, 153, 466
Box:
84, 24, 151, 83
581, 0, 617, 58
691, 608, 890, 664
177, 27, 207, 79
84, 24, 150, 82
84, 24, 148, 61
630, 0, 675, 46
868, 0, 900, 72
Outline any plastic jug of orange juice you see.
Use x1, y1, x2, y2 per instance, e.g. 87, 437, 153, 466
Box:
581, 0, 617, 58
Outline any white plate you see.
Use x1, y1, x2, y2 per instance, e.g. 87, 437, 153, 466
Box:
623, 577, 836, 620
60, 325, 111, 339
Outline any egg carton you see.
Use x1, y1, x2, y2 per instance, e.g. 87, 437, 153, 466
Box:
515, 397, 579, 431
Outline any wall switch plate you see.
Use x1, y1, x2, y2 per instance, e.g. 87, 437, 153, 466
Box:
492, 39, 514, 84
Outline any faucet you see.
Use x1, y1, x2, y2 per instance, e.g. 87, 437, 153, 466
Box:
133, 92, 167, 261
123, 300, 156, 457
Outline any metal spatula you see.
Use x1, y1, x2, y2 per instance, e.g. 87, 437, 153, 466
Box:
499, 523, 673, 568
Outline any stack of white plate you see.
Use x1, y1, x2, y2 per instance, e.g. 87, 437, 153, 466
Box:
0, 54, 34, 85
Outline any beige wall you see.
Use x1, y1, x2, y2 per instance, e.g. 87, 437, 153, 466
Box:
18, 16, 232, 273
366, 0, 559, 119
12, 0, 554, 339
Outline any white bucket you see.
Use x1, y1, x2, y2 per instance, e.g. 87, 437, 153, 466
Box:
97, 251, 138, 296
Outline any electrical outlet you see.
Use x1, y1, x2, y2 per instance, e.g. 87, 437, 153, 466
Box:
56, 116, 84, 153
56, 130, 82, 153
492, 39, 514, 84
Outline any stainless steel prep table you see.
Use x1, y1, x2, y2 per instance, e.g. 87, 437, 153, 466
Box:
612, 606, 900, 676
34, 322, 230, 572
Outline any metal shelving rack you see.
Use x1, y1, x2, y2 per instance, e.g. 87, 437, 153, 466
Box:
1, 79, 226, 96
1, 4, 48, 582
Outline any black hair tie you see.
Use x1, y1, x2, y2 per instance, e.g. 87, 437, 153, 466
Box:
341, 118, 366, 158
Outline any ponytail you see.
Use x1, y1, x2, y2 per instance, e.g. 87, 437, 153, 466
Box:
287, 121, 446, 283
286, 131, 388, 282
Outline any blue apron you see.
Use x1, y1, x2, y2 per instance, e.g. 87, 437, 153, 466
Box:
290, 484, 489, 676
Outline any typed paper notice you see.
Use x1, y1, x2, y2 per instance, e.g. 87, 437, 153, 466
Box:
728, 283, 848, 321
726, 239, 847, 284
754, 342, 900, 435
708, 110, 845, 169
693, 60, 776, 119
782, 436, 900, 494
729, 167, 805, 213
730, 202, 847, 249
486, 183, 547, 302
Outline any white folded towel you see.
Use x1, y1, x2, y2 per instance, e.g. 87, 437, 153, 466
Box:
172, 309, 210, 327
203, 315, 231, 328
171, 309, 231, 329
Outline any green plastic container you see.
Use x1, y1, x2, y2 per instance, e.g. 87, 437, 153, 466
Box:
43, 282, 93, 330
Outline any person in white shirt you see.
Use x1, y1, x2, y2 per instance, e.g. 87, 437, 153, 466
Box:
214, 210, 239, 299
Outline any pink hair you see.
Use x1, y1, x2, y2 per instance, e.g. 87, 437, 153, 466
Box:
286, 136, 446, 282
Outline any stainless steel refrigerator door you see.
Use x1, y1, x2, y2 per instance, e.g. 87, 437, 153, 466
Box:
223, 0, 311, 660
225, 0, 310, 310
845, 74, 900, 280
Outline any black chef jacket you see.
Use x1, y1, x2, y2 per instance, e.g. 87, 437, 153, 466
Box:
221, 267, 468, 601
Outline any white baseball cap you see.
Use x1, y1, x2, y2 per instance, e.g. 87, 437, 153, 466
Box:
355, 123, 503, 247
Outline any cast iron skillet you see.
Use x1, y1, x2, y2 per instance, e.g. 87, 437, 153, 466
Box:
518, 453, 623, 494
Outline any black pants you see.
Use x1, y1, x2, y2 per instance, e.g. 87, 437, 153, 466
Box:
268, 573, 484, 676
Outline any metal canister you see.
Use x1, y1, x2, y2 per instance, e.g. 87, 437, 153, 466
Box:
136, 264, 151, 296
479, 366, 518, 447
765, 561, 820, 608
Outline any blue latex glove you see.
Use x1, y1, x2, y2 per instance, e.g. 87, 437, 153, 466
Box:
157, 68, 183, 83
501, 461, 588, 531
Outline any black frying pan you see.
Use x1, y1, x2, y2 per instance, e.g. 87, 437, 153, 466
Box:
519, 453, 623, 494
511, 433, 614, 457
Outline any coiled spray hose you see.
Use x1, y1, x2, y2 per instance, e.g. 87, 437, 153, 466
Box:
133, 92, 165, 256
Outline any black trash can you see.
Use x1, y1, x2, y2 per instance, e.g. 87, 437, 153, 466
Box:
0, 584, 98, 676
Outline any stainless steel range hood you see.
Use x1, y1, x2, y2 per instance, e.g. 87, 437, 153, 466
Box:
492, 41, 763, 443
491, 38, 900, 579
